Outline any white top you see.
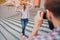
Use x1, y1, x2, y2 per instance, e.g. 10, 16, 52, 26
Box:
17, 5, 32, 19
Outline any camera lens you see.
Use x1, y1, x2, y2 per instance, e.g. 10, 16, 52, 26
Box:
43, 11, 47, 19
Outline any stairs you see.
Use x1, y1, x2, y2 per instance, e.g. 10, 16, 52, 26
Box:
0, 15, 51, 40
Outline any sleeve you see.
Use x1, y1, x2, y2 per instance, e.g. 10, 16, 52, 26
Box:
31, 35, 48, 40
27, 4, 32, 9
15, 7, 22, 18
16, 7, 22, 14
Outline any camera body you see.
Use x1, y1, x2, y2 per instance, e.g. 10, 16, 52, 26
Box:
43, 11, 47, 19
38, 10, 47, 19
43, 11, 54, 30
38, 10, 54, 30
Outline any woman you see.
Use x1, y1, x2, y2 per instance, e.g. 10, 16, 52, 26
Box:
16, 0, 32, 38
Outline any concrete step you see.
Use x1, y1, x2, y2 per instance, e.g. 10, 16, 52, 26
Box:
0, 15, 51, 40
0, 31, 6, 40
0, 20, 20, 40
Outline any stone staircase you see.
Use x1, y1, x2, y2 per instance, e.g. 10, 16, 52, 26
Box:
0, 15, 51, 40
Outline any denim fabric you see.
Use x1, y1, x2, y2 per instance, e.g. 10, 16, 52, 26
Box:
21, 19, 28, 35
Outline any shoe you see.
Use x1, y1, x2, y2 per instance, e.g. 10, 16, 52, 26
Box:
20, 32, 23, 38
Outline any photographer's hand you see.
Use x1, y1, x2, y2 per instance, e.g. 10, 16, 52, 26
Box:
34, 11, 44, 27
29, 11, 44, 40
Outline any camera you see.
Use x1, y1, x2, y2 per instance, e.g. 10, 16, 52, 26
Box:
43, 11, 47, 19
43, 11, 54, 30
38, 10, 47, 19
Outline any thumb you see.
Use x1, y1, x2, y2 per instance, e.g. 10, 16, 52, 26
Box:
37, 11, 41, 17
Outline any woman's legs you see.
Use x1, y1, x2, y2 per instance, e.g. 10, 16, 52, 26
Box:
24, 19, 28, 29
21, 19, 28, 35
21, 19, 25, 35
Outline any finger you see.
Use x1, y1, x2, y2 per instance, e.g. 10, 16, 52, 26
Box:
37, 11, 41, 17
39, 12, 41, 17
41, 12, 44, 18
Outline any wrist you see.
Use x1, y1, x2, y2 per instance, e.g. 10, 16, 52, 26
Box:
35, 21, 43, 27
35, 19, 43, 26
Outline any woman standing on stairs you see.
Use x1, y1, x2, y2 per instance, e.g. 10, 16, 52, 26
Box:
16, 0, 32, 39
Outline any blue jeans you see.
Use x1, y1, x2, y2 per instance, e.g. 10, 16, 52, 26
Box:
21, 19, 28, 35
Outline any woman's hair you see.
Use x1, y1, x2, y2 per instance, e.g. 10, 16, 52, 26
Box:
44, 0, 60, 18
19, 0, 26, 10
22, 3, 26, 10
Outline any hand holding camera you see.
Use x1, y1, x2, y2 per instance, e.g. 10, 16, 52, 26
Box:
35, 10, 54, 30
34, 11, 44, 27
